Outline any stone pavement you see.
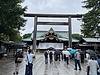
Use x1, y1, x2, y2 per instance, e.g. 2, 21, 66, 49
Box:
0, 53, 88, 75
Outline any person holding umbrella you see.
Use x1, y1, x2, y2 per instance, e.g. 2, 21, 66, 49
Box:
69, 49, 76, 59
79, 50, 85, 63
54, 50, 61, 61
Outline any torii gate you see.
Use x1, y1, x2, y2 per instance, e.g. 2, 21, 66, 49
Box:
24, 13, 82, 52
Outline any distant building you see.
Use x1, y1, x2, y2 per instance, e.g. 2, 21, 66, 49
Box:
78, 38, 100, 51
23, 28, 79, 51
0, 40, 26, 58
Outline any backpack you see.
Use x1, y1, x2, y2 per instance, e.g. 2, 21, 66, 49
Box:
15, 51, 23, 63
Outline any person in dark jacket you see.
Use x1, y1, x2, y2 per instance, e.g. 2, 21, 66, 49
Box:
49, 51, 53, 64
80, 53, 85, 63
13, 49, 23, 75
44, 51, 48, 64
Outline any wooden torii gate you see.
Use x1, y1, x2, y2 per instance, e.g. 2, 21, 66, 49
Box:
24, 13, 82, 52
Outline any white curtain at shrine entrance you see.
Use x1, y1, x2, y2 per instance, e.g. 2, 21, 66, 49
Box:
38, 43, 63, 49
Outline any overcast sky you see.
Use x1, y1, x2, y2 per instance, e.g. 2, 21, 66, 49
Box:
20, 0, 88, 35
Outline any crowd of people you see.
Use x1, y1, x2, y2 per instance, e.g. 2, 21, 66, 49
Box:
13, 48, 100, 75
44, 48, 82, 71
44, 48, 100, 75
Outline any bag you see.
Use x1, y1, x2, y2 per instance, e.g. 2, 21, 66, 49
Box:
28, 62, 33, 67
17, 57, 23, 62
98, 68, 100, 73
27, 55, 33, 67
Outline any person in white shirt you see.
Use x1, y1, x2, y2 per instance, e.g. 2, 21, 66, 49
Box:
25, 49, 34, 75
86, 53, 90, 61
66, 50, 70, 65
87, 56, 99, 75
62, 49, 70, 65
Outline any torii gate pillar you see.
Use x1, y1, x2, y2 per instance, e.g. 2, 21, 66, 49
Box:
68, 16, 72, 48
33, 16, 37, 53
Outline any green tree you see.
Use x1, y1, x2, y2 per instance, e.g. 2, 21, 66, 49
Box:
81, 0, 100, 37
23, 33, 31, 39
0, 0, 27, 41
0, 33, 9, 41
72, 34, 83, 40
9, 30, 22, 42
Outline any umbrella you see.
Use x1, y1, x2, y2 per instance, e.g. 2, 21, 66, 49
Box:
70, 49, 76, 54
86, 49, 96, 55
67, 48, 72, 51
62, 50, 70, 55
54, 50, 61, 55
47, 47, 54, 50
79, 50, 85, 55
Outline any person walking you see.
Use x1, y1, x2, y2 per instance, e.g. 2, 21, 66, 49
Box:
25, 49, 35, 75
62, 49, 66, 62
80, 52, 85, 63
97, 54, 100, 75
54, 51, 57, 61
87, 55, 99, 75
13, 49, 23, 75
44, 50, 48, 64
49, 50, 53, 64
61, 51, 64, 61
63, 50, 70, 65
74, 49, 81, 70
86, 53, 90, 61
66, 50, 70, 65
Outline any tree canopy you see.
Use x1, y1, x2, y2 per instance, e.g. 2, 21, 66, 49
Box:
72, 34, 83, 40
23, 33, 31, 39
0, 0, 27, 41
81, 0, 100, 37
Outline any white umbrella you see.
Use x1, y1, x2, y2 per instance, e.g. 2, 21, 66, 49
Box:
67, 48, 72, 51
62, 50, 70, 55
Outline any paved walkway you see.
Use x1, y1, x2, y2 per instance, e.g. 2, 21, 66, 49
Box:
0, 53, 88, 75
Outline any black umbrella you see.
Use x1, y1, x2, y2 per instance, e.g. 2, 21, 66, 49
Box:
86, 49, 96, 55
54, 50, 61, 55
47, 47, 54, 50
79, 50, 85, 55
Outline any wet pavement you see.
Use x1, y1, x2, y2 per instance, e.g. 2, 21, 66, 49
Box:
0, 53, 88, 75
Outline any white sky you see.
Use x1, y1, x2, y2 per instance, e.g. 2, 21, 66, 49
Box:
20, 0, 88, 35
